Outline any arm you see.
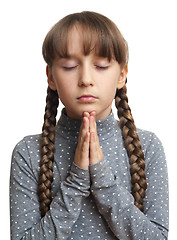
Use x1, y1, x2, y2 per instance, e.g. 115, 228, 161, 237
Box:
10, 139, 90, 240
89, 133, 169, 240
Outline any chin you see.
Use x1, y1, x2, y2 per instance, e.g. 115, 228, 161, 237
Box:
80, 106, 97, 115
66, 105, 99, 120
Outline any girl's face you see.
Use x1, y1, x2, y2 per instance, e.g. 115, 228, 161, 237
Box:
47, 26, 127, 120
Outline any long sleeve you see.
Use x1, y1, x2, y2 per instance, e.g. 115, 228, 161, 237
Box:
90, 133, 169, 240
10, 139, 90, 240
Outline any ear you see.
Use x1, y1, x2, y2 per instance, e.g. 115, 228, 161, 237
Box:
46, 65, 57, 91
117, 65, 128, 89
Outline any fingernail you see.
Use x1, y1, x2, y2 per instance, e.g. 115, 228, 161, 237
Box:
90, 116, 94, 122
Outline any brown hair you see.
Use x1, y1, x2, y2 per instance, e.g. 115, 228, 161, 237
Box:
38, 11, 147, 217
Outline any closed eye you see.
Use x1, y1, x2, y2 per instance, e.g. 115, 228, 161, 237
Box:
95, 66, 109, 70
63, 66, 78, 71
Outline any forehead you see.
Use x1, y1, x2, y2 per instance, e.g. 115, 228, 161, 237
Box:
66, 26, 84, 55
54, 22, 116, 62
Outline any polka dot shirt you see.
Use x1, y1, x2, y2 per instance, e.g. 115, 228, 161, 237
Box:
10, 108, 169, 239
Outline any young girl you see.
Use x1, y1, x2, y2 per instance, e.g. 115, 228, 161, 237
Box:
10, 11, 169, 240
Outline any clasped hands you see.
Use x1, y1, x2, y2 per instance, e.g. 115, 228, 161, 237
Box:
74, 111, 104, 170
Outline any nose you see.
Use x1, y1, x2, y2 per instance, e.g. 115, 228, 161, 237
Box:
78, 64, 94, 87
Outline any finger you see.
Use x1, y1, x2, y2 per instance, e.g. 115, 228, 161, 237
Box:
89, 132, 104, 166
90, 111, 96, 117
78, 116, 89, 142
89, 132, 96, 164
83, 111, 90, 118
81, 132, 90, 170
74, 132, 90, 170
81, 132, 90, 158
82, 116, 89, 137
89, 115, 96, 134
90, 111, 97, 131
83, 112, 90, 133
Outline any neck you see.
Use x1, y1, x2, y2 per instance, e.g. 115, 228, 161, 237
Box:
65, 107, 112, 121
56, 108, 120, 142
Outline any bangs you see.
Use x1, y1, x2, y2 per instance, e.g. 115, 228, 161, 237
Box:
43, 11, 128, 67
54, 24, 115, 61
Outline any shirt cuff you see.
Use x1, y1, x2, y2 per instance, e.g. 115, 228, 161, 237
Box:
71, 162, 90, 181
89, 157, 117, 187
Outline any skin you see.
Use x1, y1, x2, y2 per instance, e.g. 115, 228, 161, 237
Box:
47, 25, 128, 170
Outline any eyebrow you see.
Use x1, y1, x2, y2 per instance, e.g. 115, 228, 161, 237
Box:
56, 55, 78, 63
64, 55, 75, 59
60, 54, 111, 61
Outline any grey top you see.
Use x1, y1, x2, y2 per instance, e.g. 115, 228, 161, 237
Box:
10, 108, 169, 240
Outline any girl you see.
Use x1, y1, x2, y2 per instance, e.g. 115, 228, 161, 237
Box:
10, 11, 169, 239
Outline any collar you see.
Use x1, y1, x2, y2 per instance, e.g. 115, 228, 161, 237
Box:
56, 108, 120, 142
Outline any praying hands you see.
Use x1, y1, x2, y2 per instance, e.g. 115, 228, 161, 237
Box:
74, 111, 104, 170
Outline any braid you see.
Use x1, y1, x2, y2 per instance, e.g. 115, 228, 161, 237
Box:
115, 85, 147, 211
38, 87, 59, 217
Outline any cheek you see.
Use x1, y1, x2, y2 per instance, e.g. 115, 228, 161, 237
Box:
106, 86, 116, 102
56, 83, 72, 104
53, 74, 74, 97
99, 75, 118, 97
55, 80, 78, 109
56, 81, 69, 94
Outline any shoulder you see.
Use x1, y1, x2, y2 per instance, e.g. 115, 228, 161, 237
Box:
137, 128, 162, 147
136, 128, 166, 168
13, 134, 42, 152
137, 128, 164, 152
11, 134, 42, 180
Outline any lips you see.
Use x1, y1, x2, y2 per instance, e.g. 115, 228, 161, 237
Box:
77, 95, 97, 102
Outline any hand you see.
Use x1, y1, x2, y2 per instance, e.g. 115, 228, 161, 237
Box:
89, 112, 104, 166
74, 112, 104, 170
74, 112, 90, 170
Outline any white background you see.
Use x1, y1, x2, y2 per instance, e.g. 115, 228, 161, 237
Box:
1, 0, 176, 239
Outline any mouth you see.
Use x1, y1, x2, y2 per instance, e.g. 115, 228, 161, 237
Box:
77, 95, 98, 103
